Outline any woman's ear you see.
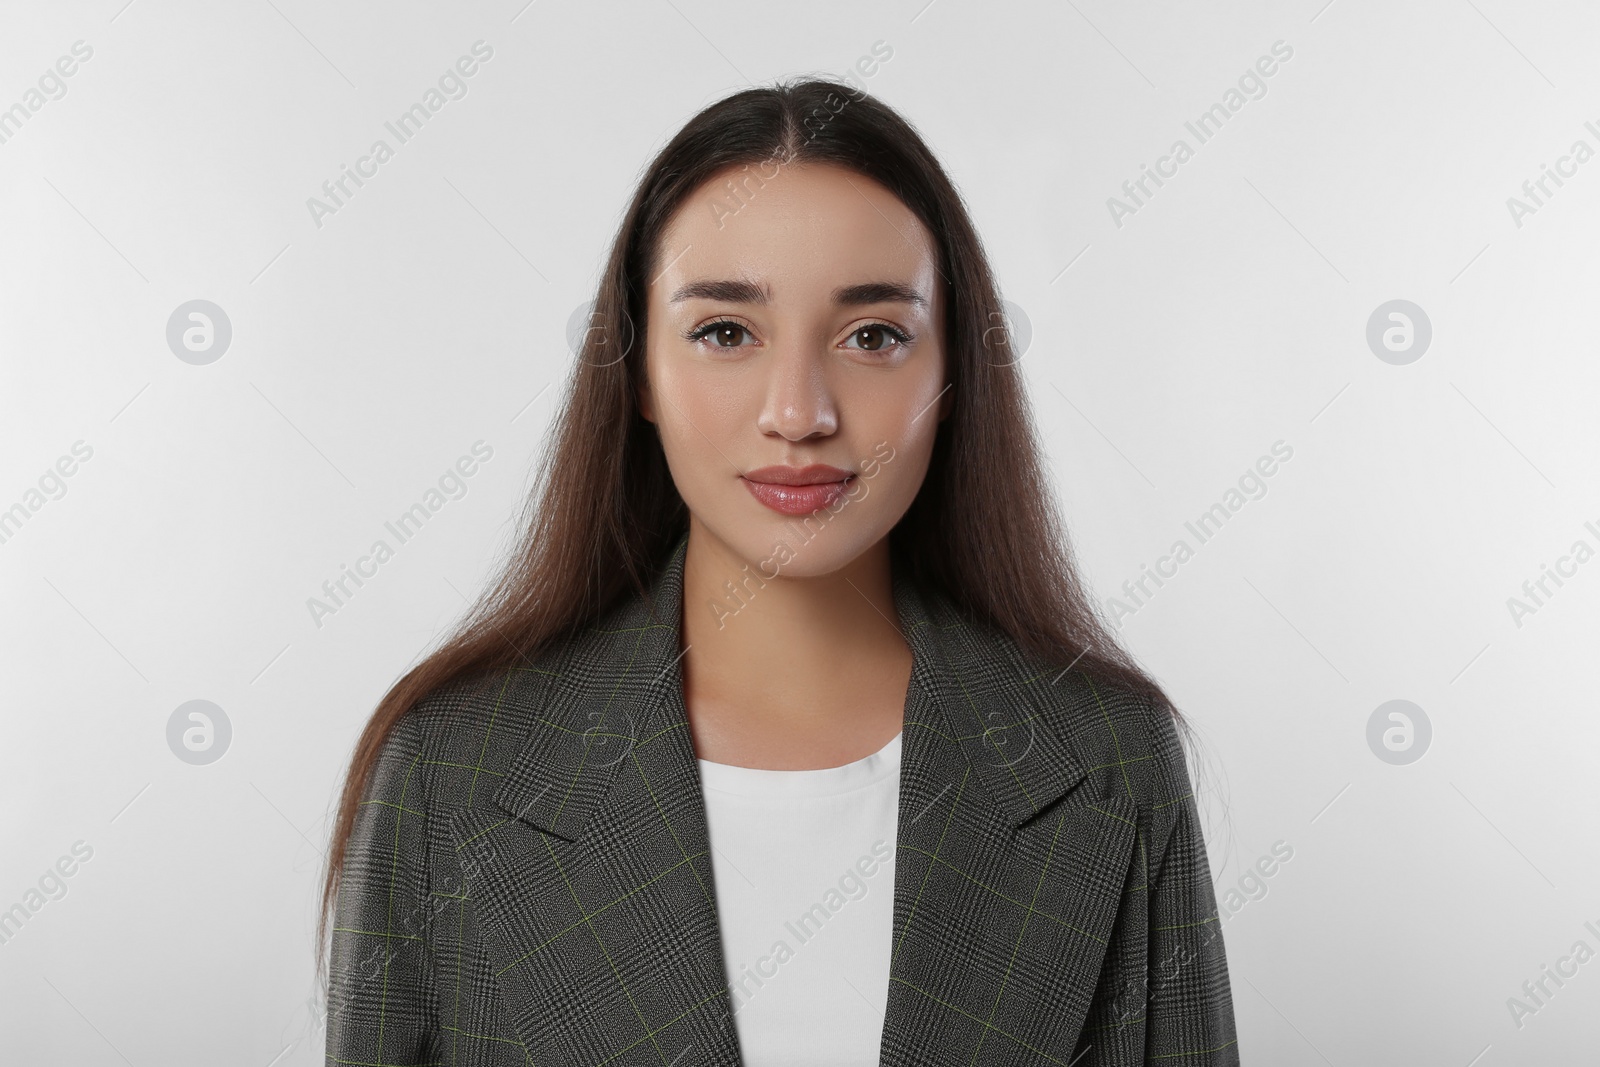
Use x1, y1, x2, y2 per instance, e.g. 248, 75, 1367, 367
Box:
637, 374, 656, 424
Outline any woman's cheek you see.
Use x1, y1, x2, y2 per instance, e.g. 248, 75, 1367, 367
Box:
662, 389, 740, 505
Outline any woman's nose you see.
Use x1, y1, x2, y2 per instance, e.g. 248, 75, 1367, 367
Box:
754, 346, 838, 441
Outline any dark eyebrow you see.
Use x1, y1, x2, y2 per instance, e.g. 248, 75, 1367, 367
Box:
668, 279, 927, 310
836, 281, 928, 310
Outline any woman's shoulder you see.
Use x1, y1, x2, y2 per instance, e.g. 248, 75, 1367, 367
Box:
372, 652, 575, 817
906, 582, 1194, 819
1026, 663, 1195, 816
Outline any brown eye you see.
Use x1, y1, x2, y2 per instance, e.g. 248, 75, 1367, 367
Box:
685, 320, 753, 348
842, 322, 912, 353
856, 326, 888, 351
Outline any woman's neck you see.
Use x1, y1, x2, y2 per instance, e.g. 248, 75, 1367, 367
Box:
677, 523, 911, 769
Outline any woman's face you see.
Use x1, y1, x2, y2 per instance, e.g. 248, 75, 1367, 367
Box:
640, 161, 949, 579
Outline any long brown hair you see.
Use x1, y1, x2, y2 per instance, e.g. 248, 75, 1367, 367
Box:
316, 75, 1188, 979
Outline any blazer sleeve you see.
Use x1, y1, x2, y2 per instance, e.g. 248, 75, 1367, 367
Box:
1143, 705, 1240, 1064
325, 712, 442, 1064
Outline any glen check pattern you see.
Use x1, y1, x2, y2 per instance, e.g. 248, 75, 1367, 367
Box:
326, 531, 1239, 1065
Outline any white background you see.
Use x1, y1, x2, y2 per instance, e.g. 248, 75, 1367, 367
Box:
1, 0, 1596, 1063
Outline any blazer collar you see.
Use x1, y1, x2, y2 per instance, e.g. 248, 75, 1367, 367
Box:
491, 531, 1091, 841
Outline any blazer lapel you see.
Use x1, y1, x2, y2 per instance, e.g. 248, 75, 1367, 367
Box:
447, 533, 1138, 1065
883, 565, 1141, 1065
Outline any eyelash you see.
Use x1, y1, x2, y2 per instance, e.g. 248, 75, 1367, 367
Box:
682, 319, 915, 352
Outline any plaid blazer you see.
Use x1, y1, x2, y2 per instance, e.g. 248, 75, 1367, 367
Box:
325, 533, 1239, 1065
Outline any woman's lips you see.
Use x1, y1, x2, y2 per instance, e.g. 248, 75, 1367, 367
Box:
740, 475, 855, 515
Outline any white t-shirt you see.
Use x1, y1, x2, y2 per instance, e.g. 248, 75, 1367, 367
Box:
696, 729, 903, 1067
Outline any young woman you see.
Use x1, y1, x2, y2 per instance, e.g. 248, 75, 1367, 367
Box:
319, 78, 1238, 1066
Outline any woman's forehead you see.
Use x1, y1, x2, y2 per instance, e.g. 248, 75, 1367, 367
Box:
652, 163, 938, 304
